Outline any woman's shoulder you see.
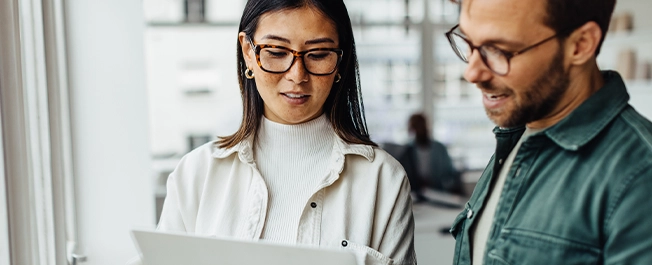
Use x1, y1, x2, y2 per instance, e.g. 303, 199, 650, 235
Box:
372, 147, 407, 176
180, 140, 221, 161
174, 140, 244, 171
372, 146, 402, 166
169, 140, 249, 189
183, 139, 249, 160
338, 139, 406, 176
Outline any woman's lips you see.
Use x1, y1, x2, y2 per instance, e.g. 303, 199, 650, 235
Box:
281, 92, 310, 104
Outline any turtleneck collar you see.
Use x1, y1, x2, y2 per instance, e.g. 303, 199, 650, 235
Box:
255, 114, 334, 157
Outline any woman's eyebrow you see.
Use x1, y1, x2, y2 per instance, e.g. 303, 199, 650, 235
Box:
259, 34, 335, 45
260, 34, 291, 43
305, 37, 336, 45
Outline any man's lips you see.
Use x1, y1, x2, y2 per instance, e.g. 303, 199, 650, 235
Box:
482, 91, 510, 110
484, 92, 508, 100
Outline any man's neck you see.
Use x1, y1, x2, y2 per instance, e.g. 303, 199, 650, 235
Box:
527, 65, 604, 129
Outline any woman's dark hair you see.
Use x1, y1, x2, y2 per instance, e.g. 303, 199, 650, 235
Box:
218, 0, 376, 148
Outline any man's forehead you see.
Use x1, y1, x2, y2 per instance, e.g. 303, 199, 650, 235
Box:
460, 0, 551, 40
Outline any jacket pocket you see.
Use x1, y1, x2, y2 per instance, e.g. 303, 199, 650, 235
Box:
340, 239, 393, 265
486, 228, 601, 265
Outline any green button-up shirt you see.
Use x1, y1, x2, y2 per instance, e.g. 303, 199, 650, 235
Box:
451, 71, 652, 264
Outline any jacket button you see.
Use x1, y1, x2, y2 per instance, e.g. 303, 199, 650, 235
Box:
341, 240, 348, 247
499, 159, 504, 165
310, 202, 317, 208
467, 209, 473, 219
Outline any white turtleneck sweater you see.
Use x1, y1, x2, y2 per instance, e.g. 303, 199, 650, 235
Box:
254, 114, 333, 243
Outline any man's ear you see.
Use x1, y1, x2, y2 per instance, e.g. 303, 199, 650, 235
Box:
238, 32, 254, 68
564, 21, 603, 66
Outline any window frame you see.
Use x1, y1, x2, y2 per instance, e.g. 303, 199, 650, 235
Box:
0, 0, 77, 264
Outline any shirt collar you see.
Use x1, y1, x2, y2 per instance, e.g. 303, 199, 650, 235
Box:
211, 133, 375, 166
544, 70, 630, 151
334, 136, 375, 161
211, 135, 255, 163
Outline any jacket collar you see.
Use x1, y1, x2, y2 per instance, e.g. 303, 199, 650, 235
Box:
543, 71, 630, 151
491, 71, 630, 151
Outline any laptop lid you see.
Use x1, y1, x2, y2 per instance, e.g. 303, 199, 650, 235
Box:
131, 229, 358, 265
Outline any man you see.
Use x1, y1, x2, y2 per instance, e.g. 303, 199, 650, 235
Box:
445, 0, 652, 264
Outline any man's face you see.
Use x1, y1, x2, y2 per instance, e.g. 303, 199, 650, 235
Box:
459, 0, 570, 128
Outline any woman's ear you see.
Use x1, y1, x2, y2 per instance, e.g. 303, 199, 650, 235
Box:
238, 32, 254, 68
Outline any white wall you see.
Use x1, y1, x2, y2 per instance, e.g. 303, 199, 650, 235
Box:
614, 0, 652, 30
600, 0, 652, 68
601, 0, 652, 119
64, 0, 155, 264
145, 27, 242, 156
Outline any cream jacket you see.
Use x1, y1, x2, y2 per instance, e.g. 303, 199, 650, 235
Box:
150, 135, 416, 265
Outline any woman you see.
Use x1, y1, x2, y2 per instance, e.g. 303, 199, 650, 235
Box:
152, 0, 415, 264
402, 113, 464, 200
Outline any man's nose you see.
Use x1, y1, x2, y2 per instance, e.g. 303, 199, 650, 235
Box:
463, 50, 493, 84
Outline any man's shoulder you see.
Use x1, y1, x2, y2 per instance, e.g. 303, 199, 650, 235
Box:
618, 106, 652, 152
592, 105, 652, 178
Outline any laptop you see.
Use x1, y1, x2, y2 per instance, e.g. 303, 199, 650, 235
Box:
131, 229, 358, 265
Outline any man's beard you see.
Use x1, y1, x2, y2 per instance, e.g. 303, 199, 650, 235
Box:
483, 47, 570, 128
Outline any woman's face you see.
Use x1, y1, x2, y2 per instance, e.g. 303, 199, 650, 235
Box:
239, 7, 339, 125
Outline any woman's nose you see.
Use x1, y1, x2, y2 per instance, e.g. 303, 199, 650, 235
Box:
285, 57, 309, 84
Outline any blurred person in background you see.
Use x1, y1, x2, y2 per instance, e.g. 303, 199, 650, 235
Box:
401, 113, 464, 201
130, 0, 416, 264
445, 0, 652, 264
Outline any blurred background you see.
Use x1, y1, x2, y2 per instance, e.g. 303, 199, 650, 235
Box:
2, 0, 651, 265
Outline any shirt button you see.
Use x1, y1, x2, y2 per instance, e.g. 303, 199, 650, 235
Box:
467, 209, 473, 219
341, 240, 348, 247
310, 202, 317, 208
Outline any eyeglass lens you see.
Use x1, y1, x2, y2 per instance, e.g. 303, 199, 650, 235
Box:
259, 47, 339, 75
449, 33, 510, 75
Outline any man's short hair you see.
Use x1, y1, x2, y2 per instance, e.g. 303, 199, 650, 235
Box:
451, 0, 617, 55
544, 0, 616, 55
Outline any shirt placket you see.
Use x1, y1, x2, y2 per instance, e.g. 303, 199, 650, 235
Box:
459, 127, 524, 263
238, 145, 269, 240
297, 188, 324, 245
296, 149, 344, 245
486, 141, 534, 255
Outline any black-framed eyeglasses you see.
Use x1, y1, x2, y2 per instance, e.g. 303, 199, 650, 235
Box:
248, 37, 343, 76
445, 24, 562, 76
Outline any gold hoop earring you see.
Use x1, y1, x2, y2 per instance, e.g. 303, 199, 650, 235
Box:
334, 73, 341, 83
245, 68, 255, 79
